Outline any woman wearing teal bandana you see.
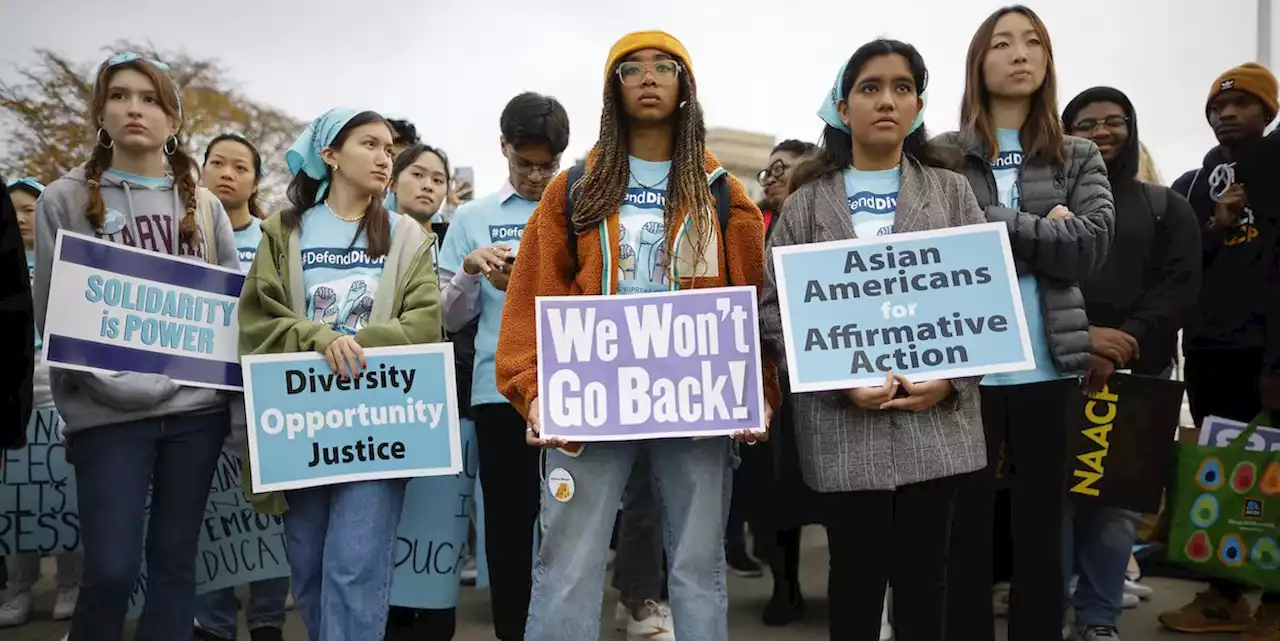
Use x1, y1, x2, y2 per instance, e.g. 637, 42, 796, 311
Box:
760, 39, 989, 641
0, 178, 84, 631
237, 108, 442, 641
31, 53, 240, 641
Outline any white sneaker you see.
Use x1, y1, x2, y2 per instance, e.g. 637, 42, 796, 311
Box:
881, 591, 892, 640
53, 586, 79, 621
992, 582, 1011, 617
460, 554, 478, 586
0, 593, 32, 627
1121, 591, 1139, 609
625, 600, 675, 641
1123, 579, 1153, 600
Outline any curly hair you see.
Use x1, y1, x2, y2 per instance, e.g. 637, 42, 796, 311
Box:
86, 59, 200, 250
570, 66, 714, 272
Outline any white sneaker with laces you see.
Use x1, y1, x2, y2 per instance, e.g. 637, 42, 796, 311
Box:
1123, 579, 1153, 600
1121, 591, 1139, 609
0, 592, 32, 627
53, 586, 79, 621
625, 600, 675, 641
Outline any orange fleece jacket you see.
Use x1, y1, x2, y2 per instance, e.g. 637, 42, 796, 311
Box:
495, 150, 781, 421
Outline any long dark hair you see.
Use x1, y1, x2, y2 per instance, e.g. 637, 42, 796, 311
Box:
86, 58, 201, 248
203, 134, 265, 219
571, 63, 714, 269
792, 39, 957, 192
391, 143, 451, 185
282, 111, 393, 258
961, 5, 1065, 165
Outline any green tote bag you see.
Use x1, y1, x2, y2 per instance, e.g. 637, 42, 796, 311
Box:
1168, 412, 1280, 590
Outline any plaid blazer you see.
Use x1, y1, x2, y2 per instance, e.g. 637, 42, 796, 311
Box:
760, 158, 989, 492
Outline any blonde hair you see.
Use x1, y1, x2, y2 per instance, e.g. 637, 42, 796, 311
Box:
1136, 142, 1162, 184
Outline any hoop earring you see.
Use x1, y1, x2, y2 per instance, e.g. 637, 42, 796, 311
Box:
96, 128, 114, 150
163, 136, 177, 156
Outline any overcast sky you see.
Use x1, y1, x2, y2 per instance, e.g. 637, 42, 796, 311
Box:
1, 0, 1274, 192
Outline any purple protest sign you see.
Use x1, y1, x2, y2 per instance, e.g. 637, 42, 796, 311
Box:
535, 287, 766, 441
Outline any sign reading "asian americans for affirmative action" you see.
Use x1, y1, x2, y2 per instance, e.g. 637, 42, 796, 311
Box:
772, 223, 1034, 392
243, 344, 462, 493
535, 287, 766, 441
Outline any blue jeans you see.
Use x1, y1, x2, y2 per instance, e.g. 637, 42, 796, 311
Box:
195, 577, 291, 637
285, 479, 407, 641
68, 411, 229, 641
525, 438, 732, 641
1062, 501, 1140, 628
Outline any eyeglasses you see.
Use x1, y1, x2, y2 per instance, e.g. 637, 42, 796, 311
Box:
616, 60, 682, 87
505, 145, 560, 177
756, 159, 792, 186
1071, 115, 1130, 134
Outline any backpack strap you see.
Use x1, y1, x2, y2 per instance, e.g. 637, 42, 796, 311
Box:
563, 162, 588, 275
1146, 182, 1169, 224
709, 172, 731, 285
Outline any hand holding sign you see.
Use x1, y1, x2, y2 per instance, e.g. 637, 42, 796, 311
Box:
1089, 326, 1139, 366
524, 399, 569, 449
325, 335, 366, 380
847, 372, 899, 410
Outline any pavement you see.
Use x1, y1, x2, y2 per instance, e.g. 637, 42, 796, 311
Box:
4, 526, 1254, 641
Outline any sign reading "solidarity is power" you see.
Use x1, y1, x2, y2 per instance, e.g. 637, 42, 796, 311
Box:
43, 230, 245, 390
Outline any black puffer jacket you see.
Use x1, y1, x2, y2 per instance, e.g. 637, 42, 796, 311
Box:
934, 131, 1116, 374
0, 175, 34, 450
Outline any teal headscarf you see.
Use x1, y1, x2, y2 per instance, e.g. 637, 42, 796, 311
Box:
6, 177, 45, 195
818, 58, 928, 136
285, 108, 361, 204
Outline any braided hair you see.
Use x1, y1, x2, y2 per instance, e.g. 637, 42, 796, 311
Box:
86, 59, 201, 251
570, 66, 715, 273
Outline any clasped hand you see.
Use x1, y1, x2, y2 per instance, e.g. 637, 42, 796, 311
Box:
846, 371, 952, 412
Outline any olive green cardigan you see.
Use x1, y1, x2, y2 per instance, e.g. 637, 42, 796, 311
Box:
236, 212, 443, 514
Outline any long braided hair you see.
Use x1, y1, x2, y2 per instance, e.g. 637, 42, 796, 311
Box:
570, 64, 716, 273
86, 59, 201, 251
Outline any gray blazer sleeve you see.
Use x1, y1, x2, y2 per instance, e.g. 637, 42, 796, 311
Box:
985, 140, 1115, 283
760, 188, 807, 366
942, 171, 988, 398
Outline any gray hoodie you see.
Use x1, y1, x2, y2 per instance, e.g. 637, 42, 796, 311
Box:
33, 165, 240, 434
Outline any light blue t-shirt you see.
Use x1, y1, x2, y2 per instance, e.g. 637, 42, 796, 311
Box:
104, 168, 170, 190
234, 217, 263, 272
438, 188, 537, 407
618, 157, 672, 294
843, 167, 900, 238
299, 204, 398, 336
983, 129, 1060, 386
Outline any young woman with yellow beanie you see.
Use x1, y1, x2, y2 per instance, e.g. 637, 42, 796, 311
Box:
495, 30, 778, 641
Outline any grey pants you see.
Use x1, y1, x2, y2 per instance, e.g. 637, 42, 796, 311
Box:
7, 553, 83, 595
611, 451, 667, 609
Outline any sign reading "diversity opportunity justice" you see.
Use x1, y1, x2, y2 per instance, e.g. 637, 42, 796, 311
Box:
243, 344, 462, 492
772, 223, 1033, 392
535, 287, 766, 441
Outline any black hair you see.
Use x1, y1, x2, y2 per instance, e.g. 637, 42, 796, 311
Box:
387, 119, 420, 148
771, 139, 817, 157
1062, 86, 1139, 182
391, 143, 452, 185
793, 39, 959, 192
500, 92, 570, 154
282, 111, 394, 258
203, 134, 265, 219
6, 183, 41, 200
